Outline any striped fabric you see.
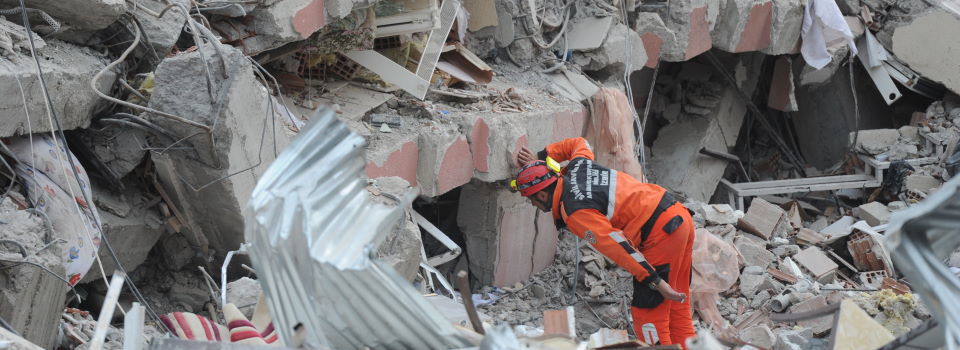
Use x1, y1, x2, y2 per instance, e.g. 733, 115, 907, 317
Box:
160, 300, 277, 345
159, 312, 227, 342
224, 303, 276, 345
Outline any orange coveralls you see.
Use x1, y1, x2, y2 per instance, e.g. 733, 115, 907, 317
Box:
538, 137, 695, 347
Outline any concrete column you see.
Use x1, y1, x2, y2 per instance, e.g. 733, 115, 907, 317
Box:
457, 181, 558, 287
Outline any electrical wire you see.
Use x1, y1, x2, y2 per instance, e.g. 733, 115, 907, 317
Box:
842, 56, 861, 168
15, 0, 171, 334
0, 7, 60, 33
614, 0, 652, 179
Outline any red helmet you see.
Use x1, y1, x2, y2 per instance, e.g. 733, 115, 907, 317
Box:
513, 161, 558, 197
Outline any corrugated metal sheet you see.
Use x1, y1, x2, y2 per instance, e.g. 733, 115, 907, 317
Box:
885, 174, 960, 349
244, 107, 470, 349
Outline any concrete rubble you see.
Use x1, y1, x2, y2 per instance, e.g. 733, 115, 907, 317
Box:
0, 0, 956, 348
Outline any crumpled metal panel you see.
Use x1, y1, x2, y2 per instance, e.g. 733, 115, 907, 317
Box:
885, 175, 960, 349
244, 107, 470, 349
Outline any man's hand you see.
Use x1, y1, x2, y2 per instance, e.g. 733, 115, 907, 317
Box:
517, 147, 536, 166
656, 280, 687, 303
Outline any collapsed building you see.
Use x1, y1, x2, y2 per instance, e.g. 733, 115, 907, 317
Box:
0, 0, 959, 349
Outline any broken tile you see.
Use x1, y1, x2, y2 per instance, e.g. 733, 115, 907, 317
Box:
735, 236, 776, 268
768, 268, 799, 284
904, 174, 941, 193
793, 247, 839, 281
797, 228, 827, 245
821, 216, 856, 241
543, 307, 575, 338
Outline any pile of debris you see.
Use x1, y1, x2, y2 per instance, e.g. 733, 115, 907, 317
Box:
1, 0, 960, 348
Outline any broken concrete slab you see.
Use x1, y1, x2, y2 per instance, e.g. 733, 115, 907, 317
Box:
857, 201, 891, 226
735, 235, 775, 268
235, 0, 327, 55
158, 233, 196, 272
774, 327, 813, 350
148, 44, 293, 254
365, 121, 419, 187
130, 0, 190, 56
573, 23, 646, 74
892, 10, 960, 94
417, 121, 474, 197
702, 204, 742, 225
565, 16, 614, 51
739, 197, 789, 240
458, 181, 558, 287
831, 299, 895, 350
850, 129, 901, 155
226, 277, 262, 319
0, 0, 125, 31
793, 247, 839, 283
0, 198, 65, 349
370, 177, 422, 282
660, 0, 714, 61
634, 12, 676, 67
455, 114, 525, 183
790, 295, 833, 335
762, 0, 803, 55
712, 0, 773, 53
377, 207, 422, 282
0, 39, 113, 138
740, 324, 776, 349
904, 174, 941, 193
75, 126, 148, 181
739, 272, 779, 297
821, 216, 856, 240
81, 184, 165, 283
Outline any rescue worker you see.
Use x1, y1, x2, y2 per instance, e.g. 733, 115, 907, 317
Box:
513, 137, 695, 347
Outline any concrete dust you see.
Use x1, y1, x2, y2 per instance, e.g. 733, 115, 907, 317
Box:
478, 233, 635, 338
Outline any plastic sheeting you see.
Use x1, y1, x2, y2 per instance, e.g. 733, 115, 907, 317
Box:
244, 107, 470, 349
586, 88, 646, 181
7, 134, 103, 285
690, 229, 741, 331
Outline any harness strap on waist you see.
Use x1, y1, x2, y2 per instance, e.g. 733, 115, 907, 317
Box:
640, 192, 678, 243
